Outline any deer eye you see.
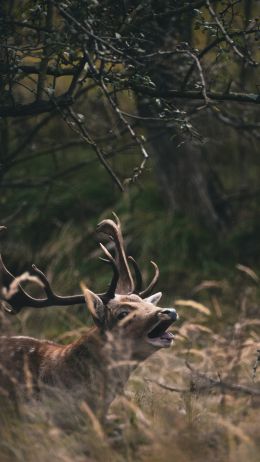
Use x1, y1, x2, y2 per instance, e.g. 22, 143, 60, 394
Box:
117, 310, 129, 321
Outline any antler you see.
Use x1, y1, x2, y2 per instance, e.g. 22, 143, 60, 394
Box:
0, 255, 86, 314
0, 215, 160, 314
98, 243, 119, 303
128, 256, 142, 293
129, 257, 160, 298
97, 212, 134, 294
97, 214, 160, 298
0, 244, 119, 314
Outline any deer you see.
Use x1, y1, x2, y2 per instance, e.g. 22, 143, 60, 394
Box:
0, 216, 178, 419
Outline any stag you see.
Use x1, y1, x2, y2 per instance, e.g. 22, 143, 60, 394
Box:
0, 217, 178, 418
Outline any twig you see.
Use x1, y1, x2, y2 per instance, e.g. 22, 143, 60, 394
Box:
252, 350, 260, 381
36, 0, 54, 100
131, 86, 260, 105
145, 378, 188, 393
99, 78, 149, 184
55, 3, 140, 66
6, 113, 54, 162
211, 106, 260, 137
0, 95, 73, 117
64, 107, 124, 191
176, 47, 209, 104
206, 0, 255, 65
182, 28, 258, 90
186, 362, 260, 396
149, 374, 260, 396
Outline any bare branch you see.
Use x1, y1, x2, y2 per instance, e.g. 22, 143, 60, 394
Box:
182, 28, 258, 90
253, 350, 260, 381
0, 95, 73, 118
36, 0, 54, 100
131, 86, 260, 105
99, 78, 149, 184
148, 373, 260, 396
0, 63, 80, 77
64, 108, 124, 191
206, 0, 256, 65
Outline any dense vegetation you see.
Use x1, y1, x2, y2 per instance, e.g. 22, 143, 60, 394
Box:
0, 1, 259, 461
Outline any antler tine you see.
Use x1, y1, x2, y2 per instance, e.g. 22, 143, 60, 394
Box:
112, 211, 121, 227
0, 245, 119, 313
139, 261, 160, 298
97, 215, 134, 294
128, 256, 143, 294
0, 254, 15, 288
31, 264, 54, 297
99, 243, 119, 303
0, 256, 86, 313
0, 255, 40, 314
27, 264, 87, 307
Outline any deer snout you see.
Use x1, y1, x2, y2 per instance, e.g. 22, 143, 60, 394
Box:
158, 308, 178, 322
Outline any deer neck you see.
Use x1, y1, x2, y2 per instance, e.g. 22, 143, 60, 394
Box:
51, 328, 137, 407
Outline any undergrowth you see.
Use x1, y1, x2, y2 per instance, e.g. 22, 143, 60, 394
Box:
0, 266, 259, 462
1, 147, 260, 461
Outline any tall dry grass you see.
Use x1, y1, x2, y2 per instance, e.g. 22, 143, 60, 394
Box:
0, 270, 259, 462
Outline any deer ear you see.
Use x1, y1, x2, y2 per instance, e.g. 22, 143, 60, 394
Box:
82, 287, 106, 326
145, 292, 162, 306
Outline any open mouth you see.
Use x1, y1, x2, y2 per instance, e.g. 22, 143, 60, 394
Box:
147, 319, 175, 348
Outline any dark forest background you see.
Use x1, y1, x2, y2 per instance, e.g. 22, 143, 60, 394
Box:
1, 0, 259, 295
0, 1, 260, 461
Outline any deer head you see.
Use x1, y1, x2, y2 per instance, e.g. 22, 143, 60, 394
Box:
87, 213, 178, 358
0, 215, 178, 358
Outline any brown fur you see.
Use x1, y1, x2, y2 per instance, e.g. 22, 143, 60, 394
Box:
0, 217, 177, 418
0, 293, 176, 418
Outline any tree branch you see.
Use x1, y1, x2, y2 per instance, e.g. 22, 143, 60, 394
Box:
148, 374, 260, 396
206, 0, 256, 65
182, 28, 258, 90
132, 86, 260, 104
0, 62, 78, 76
0, 95, 73, 118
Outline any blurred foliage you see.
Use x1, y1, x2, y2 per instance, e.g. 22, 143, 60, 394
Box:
1, 134, 259, 299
